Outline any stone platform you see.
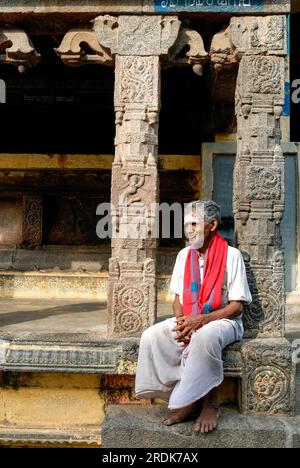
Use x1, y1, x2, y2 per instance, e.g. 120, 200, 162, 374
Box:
0, 298, 299, 448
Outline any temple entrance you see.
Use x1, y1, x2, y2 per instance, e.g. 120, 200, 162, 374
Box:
0, 7, 298, 448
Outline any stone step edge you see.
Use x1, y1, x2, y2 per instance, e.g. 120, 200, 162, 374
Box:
101, 405, 300, 449
0, 424, 101, 447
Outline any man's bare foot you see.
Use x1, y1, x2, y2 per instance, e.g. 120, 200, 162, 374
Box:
162, 402, 199, 426
194, 397, 220, 434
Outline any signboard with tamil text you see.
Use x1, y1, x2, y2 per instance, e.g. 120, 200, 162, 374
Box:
154, 0, 287, 13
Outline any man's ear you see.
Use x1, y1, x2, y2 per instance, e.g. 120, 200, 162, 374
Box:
211, 219, 219, 232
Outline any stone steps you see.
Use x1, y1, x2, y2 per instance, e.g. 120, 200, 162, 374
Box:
101, 405, 300, 449
0, 424, 101, 448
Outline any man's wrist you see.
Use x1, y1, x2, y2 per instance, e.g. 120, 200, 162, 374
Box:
175, 311, 184, 319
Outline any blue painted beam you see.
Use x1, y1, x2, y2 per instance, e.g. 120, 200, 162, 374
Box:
155, 0, 267, 13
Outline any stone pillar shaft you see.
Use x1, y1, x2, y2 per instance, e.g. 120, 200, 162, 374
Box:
232, 16, 287, 338
108, 54, 160, 336
93, 15, 181, 336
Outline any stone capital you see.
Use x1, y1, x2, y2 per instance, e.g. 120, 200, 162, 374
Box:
210, 15, 288, 71
93, 14, 181, 57
230, 15, 288, 57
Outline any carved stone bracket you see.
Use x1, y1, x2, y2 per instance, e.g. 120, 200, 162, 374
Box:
209, 16, 287, 101
56, 16, 208, 74
55, 27, 114, 67
162, 25, 208, 75
210, 15, 287, 69
0, 29, 40, 72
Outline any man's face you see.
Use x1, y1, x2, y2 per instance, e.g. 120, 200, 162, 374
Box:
185, 221, 210, 246
184, 210, 213, 249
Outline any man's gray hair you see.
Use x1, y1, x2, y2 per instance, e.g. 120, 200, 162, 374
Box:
185, 200, 222, 225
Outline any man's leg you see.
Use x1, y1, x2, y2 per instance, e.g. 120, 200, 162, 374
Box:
165, 320, 238, 429
135, 317, 184, 402
193, 387, 220, 434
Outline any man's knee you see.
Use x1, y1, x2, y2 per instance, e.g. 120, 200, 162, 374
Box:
191, 322, 221, 352
141, 320, 167, 342
140, 325, 155, 343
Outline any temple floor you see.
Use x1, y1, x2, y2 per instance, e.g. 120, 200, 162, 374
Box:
0, 299, 172, 340
0, 297, 298, 341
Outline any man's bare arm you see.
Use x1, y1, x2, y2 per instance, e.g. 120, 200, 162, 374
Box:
173, 294, 183, 319
206, 301, 244, 322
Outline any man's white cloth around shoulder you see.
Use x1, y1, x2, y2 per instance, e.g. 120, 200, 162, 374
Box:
169, 245, 252, 334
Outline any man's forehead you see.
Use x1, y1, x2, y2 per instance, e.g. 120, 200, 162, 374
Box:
184, 212, 204, 224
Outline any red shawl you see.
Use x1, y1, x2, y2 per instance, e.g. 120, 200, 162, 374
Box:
183, 232, 228, 316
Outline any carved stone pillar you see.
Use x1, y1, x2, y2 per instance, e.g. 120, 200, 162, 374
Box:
210, 16, 296, 416
231, 16, 287, 339
93, 15, 181, 336
55, 18, 207, 337
232, 16, 295, 416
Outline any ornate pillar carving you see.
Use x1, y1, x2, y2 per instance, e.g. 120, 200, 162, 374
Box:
22, 195, 43, 248
93, 15, 180, 336
233, 16, 296, 417
231, 16, 287, 339
210, 16, 296, 417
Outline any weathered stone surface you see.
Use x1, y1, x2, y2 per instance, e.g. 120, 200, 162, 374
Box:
0, 0, 152, 15
55, 27, 114, 67
102, 405, 289, 448
0, 425, 101, 448
241, 339, 296, 416
0, 29, 40, 71
0, 334, 140, 375
231, 16, 287, 339
22, 195, 43, 247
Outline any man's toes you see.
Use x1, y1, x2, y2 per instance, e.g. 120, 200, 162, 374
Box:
162, 419, 171, 426
194, 422, 201, 433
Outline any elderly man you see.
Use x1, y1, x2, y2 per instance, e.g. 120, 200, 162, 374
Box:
135, 200, 252, 433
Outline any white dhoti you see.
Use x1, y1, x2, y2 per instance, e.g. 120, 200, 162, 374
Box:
135, 317, 242, 410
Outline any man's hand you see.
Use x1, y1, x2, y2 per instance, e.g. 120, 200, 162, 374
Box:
172, 315, 212, 344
